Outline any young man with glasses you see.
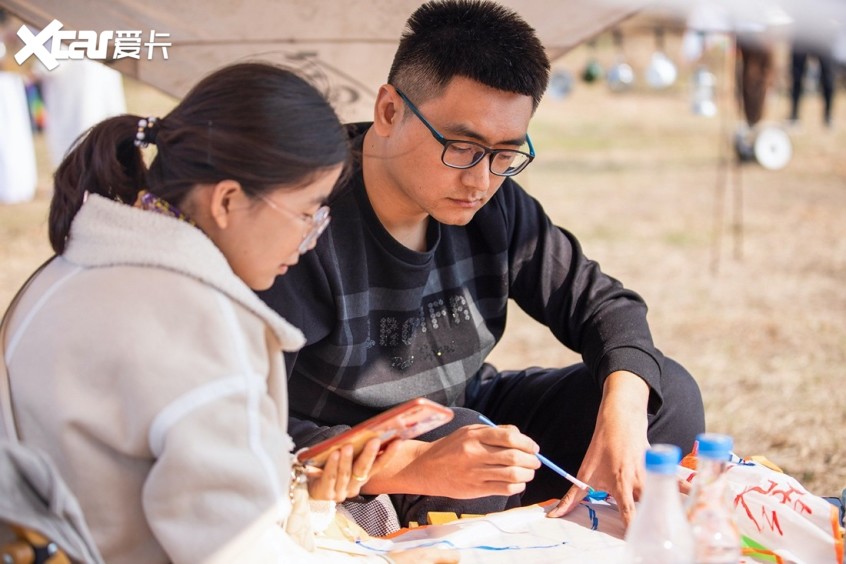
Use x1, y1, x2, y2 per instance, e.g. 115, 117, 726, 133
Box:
259, 0, 705, 529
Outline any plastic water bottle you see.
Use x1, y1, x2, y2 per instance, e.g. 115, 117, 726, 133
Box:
624, 444, 694, 563
686, 433, 741, 563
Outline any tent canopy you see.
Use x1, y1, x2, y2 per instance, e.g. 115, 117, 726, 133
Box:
1, 0, 644, 120
3, 0, 843, 121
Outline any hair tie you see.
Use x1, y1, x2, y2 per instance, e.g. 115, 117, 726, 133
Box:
133, 116, 160, 148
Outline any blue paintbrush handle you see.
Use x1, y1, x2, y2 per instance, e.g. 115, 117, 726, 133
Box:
478, 414, 598, 494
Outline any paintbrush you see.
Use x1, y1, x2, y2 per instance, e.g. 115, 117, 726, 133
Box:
477, 414, 606, 499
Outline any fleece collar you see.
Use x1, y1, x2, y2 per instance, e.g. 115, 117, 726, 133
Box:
62, 194, 305, 351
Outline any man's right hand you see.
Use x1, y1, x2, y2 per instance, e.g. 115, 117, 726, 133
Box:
362, 424, 541, 498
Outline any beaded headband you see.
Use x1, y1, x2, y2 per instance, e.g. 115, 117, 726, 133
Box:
133, 116, 160, 148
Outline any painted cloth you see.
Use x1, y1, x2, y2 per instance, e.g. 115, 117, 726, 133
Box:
681, 450, 845, 564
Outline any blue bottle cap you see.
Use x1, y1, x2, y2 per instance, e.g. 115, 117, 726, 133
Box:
696, 433, 733, 460
644, 444, 682, 474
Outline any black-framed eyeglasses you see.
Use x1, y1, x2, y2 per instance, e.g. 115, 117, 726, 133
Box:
257, 194, 330, 255
394, 88, 535, 177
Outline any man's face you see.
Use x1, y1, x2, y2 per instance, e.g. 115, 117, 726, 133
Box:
384, 76, 534, 226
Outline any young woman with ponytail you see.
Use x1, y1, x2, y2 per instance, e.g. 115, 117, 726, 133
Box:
1, 62, 455, 564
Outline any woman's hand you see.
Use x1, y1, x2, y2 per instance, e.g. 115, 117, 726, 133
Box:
306, 438, 382, 502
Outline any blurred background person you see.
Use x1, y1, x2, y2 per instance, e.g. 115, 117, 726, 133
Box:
0, 9, 37, 204
789, 39, 837, 127
36, 58, 126, 166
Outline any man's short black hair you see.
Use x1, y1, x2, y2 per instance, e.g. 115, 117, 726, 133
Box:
387, 0, 550, 109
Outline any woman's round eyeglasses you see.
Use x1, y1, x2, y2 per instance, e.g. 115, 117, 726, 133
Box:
257, 194, 330, 255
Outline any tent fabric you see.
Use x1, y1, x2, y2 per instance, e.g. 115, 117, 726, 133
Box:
0, 0, 643, 121
3, 1, 845, 119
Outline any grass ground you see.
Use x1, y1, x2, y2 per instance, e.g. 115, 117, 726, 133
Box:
1, 34, 844, 496
489, 41, 846, 496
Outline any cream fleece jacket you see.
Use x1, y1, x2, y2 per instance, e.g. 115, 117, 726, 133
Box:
4, 195, 385, 563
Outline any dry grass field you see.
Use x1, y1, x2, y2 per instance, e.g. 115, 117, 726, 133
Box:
489, 41, 846, 496
1, 34, 844, 497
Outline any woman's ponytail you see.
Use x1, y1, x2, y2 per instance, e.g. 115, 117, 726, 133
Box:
49, 63, 350, 254
49, 115, 147, 253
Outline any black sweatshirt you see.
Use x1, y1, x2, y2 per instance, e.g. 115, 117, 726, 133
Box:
258, 123, 663, 448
